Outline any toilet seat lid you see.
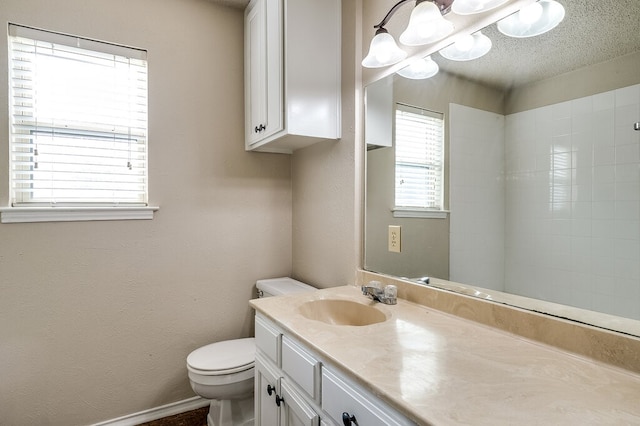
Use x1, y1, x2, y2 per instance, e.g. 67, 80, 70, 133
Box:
187, 337, 255, 374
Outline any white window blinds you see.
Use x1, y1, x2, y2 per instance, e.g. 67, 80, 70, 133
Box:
8, 24, 148, 206
395, 103, 444, 210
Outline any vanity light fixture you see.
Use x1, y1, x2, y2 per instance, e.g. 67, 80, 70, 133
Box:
363, 0, 567, 73
497, 0, 565, 38
439, 31, 492, 61
399, 1, 454, 46
362, 0, 455, 69
397, 55, 440, 79
451, 0, 509, 15
362, 28, 408, 68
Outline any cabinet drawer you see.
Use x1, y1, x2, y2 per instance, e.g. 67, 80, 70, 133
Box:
322, 367, 414, 426
255, 314, 281, 365
281, 335, 320, 401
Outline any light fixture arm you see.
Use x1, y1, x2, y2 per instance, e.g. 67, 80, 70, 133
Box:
373, 0, 416, 30
373, 0, 453, 30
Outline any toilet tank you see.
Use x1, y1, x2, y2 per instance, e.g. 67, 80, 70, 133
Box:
256, 277, 315, 298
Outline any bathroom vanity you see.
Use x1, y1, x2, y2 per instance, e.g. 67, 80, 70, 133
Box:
250, 284, 640, 425
254, 313, 413, 426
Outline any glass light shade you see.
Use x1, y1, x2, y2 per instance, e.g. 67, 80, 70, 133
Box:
399, 1, 454, 46
497, 0, 565, 38
362, 29, 408, 68
451, 0, 509, 15
439, 31, 492, 61
397, 56, 439, 79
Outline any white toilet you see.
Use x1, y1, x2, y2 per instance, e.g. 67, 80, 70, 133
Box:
186, 277, 315, 426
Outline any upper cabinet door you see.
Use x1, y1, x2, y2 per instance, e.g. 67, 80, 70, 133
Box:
244, 0, 341, 154
245, 0, 283, 147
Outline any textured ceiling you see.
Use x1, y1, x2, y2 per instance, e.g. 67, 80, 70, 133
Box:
210, 0, 640, 90
435, 0, 640, 89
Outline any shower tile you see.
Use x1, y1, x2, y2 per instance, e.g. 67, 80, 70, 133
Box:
592, 183, 615, 201
615, 85, 640, 107
552, 117, 572, 137
615, 143, 640, 164
615, 163, 640, 182
614, 220, 640, 241
615, 181, 640, 201
592, 91, 615, 111
592, 236, 614, 258
572, 96, 593, 115
593, 165, 615, 183
593, 146, 615, 165
615, 104, 640, 129
614, 124, 640, 146
592, 201, 615, 220
615, 200, 640, 221
614, 239, 640, 261
552, 100, 571, 118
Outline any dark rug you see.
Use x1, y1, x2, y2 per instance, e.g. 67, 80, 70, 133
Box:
136, 406, 208, 426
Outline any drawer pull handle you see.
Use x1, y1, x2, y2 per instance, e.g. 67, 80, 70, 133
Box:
342, 412, 358, 425
254, 124, 266, 133
267, 384, 275, 396
275, 394, 284, 407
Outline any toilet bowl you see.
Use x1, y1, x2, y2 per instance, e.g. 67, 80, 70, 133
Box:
186, 277, 315, 426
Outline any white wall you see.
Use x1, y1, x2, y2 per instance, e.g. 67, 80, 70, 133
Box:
449, 104, 505, 291
0, 0, 293, 424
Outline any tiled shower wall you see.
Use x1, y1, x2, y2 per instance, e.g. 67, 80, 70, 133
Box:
450, 85, 640, 320
504, 85, 640, 320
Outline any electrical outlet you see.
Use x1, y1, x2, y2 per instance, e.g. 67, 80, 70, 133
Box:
388, 225, 401, 253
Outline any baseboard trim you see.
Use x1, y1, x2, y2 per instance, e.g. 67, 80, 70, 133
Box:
91, 396, 210, 426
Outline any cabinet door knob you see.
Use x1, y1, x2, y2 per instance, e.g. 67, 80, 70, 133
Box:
267, 384, 275, 396
342, 412, 358, 425
275, 394, 284, 407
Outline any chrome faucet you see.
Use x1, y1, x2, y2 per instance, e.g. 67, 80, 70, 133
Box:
415, 276, 430, 285
361, 282, 397, 305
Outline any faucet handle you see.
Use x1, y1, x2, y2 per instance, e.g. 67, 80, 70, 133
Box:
384, 284, 397, 300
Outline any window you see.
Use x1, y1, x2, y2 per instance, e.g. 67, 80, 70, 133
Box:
3, 24, 153, 222
394, 103, 445, 218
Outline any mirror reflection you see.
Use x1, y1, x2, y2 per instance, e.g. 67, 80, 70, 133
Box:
364, 0, 640, 330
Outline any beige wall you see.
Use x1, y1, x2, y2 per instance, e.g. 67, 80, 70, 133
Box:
365, 72, 504, 279
291, 0, 361, 288
506, 50, 640, 113
0, 0, 293, 424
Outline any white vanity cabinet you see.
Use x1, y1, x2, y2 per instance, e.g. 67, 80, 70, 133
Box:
255, 314, 323, 426
254, 314, 415, 426
322, 368, 414, 426
243, 0, 341, 154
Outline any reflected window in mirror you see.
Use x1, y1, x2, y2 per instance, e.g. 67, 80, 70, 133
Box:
394, 104, 445, 219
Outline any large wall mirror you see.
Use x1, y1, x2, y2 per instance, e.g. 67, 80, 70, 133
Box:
364, 0, 640, 336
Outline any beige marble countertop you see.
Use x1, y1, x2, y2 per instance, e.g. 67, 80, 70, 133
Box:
250, 285, 640, 425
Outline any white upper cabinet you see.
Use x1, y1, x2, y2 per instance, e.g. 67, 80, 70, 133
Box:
244, 0, 341, 154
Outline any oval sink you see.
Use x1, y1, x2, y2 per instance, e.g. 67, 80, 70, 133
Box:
299, 299, 388, 326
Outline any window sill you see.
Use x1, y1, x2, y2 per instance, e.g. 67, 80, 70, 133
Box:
0, 206, 159, 223
392, 208, 449, 219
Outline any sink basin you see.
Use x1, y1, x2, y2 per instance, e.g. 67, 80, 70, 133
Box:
299, 299, 388, 326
